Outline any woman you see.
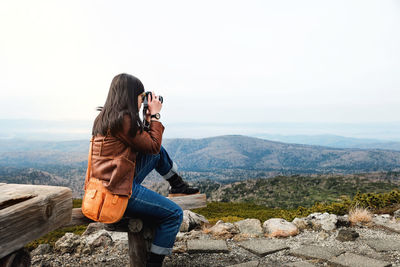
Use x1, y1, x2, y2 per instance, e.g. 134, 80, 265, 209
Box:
91, 73, 199, 267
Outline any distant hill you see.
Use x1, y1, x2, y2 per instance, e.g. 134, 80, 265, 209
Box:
162, 135, 400, 173
255, 134, 400, 151
1, 135, 400, 198
1, 135, 400, 173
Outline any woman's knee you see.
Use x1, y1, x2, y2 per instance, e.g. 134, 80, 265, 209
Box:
169, 205, 183, 225
177, 206, 183, 223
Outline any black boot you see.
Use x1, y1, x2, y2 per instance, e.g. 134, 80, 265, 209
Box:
146, 252, 165, 267
167, 174, 200, 197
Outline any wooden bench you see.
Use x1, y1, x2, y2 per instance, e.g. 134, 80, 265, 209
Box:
0, 183, 206, 267
0, 183, 72, 266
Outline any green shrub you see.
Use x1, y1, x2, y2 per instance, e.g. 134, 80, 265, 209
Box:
194, 189, 400, 225
73, 198, 82, 208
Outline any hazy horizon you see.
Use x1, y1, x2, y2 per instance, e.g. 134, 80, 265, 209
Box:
1, 118, 400, 142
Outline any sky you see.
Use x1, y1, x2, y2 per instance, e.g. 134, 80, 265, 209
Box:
0, 0, 399, 139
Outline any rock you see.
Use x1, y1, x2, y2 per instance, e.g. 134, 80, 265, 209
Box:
317, 231, 330, 240
237, 239, 289, 256
82, 222, 105, 236
207, 220, 239, 238
180, 210, 209, 232
172, 243, 186, 253
329, 252, 391, 267
373, 214, 391, 224
290, 245, 343, 261
90, 232, 113, 249
336, 229, 359, 242
337, 215, 351, 228
372, 214, 400, 233
227, 261, 259, 267
107, 231, 128, 242
284, 261, 317, 267
234, 219, 263, 236
176, 230, 208, 241
363, 238, 400, 252
84, 230, 113, 249
75, 230, 114, 255
307, 212, 337, 232
292, 218, 312, 231
264, 218, 299, 237
394, 209, 400, 219
31, 244, 52, 256
187, 239, 229, 253
54, 233, 81, 254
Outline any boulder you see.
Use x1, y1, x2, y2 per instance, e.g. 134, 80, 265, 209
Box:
336, 215, 351, 228
89, 231, 113, 249
307, 212, 337, 232
292, 217, 312, 231
263, 218, 299, 237
76, 230, 115, 255
180, 210, 209, 232
54, 233, 81, 254
31, 244, 52, 257
394, 209, 400, 219
82, 222, 106, 236
336, 229, 359, 242
234, 219, 263, 236
207, 220, 239, 239
372, 214, 394, 226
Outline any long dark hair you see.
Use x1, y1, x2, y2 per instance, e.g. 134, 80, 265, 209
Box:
92, 73, 145, 138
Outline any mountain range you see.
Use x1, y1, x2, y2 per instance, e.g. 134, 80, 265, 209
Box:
1, 135, 400, 197
162, 135, 400, 173
1, 135, 400, 172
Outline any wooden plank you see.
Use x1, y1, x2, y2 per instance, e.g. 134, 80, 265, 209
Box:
128, 222, 155, 267
128, 231, 147, 267
64, 208, 93, 227
167, 193, 207, 210
0, 248, 30, 267
69, 193, 207, 227
0, 184, 72, 258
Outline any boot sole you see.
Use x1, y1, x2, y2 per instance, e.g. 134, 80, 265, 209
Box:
168, 192, 200, 197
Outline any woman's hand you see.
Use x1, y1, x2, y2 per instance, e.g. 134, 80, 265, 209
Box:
147, 91, 162, 115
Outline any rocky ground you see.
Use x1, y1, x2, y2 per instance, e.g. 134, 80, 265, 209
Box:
31, 212, 400, 267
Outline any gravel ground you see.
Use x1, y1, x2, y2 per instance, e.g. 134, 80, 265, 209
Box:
31, 225, 400, 267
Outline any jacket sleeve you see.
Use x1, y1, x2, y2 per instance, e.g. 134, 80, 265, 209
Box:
118, 115, 165, 154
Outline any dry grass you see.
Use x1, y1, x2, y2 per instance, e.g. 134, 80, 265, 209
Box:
348, 206, 373, 224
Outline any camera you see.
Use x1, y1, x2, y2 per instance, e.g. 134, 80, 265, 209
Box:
142, 91, 163, 108
142, 91, 163, 128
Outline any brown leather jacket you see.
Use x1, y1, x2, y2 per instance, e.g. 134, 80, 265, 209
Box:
84, 114, 164, 196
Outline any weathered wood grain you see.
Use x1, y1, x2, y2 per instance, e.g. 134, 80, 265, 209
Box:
0, 184, 72, 259
167, 193, 207, 210
63, 208, 93, 227
0, 248, 30, 267
128, 231, 147, 267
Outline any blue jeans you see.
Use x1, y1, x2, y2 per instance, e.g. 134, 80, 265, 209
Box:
123, 146, 183, 255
